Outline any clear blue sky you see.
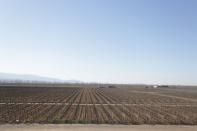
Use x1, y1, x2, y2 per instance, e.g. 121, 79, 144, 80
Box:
0, 0, 197, 85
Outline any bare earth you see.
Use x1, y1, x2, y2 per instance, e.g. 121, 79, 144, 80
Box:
1, 86, 197, 124
0, 124, 197, 131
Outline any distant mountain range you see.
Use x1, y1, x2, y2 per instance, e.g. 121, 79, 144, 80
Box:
0, 73, 82, 83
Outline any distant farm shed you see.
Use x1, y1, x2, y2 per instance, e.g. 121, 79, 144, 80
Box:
153, 85, 158, 88
153, 85, 169, 88
108, 85, 117, 88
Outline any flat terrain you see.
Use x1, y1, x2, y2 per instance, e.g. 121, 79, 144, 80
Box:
0, 84, 197, 124
0, 124, 197, 131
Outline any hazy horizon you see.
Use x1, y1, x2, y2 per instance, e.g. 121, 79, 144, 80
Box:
0, 0, 197, 85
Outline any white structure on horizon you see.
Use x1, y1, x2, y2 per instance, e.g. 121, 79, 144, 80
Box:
153, 85, 158, 88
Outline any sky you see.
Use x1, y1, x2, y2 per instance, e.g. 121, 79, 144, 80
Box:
0, 0, 197, 85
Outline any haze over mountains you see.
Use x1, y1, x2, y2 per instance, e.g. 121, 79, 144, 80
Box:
0, 73, 82, 83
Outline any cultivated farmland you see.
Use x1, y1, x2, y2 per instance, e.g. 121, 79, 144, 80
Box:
0, 85, 197, 124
